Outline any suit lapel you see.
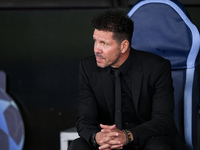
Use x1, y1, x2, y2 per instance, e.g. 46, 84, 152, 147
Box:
131, 51, 143, 114
100, 68, 115, 122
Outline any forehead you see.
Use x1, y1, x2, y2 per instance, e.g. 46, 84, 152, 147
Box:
93, 29, 114, 40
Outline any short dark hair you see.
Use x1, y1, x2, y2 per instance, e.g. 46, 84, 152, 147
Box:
91, 10, 134, 45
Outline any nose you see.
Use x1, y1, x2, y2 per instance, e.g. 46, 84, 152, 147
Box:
94, 42, 102, 54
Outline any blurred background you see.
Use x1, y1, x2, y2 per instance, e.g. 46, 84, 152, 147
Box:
0, 0, 199, 149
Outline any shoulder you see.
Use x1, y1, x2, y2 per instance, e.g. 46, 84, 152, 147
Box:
80, 55, 96, 66
133, 49, 166, 61
79, 55, 100, 75
132, 49, 171, 74
133, 49, 171, 66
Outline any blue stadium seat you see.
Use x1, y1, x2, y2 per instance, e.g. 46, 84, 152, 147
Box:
0, 71, 25, 150
128, 0, 200, 150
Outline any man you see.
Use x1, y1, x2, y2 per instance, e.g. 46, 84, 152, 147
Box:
69, 10, 186, 150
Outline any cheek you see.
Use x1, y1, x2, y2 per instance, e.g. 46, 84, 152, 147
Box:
103, 45, 120, 59
106, 50, 120, 62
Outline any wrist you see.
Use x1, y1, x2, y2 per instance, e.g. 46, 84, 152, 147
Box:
91, 131, 99, 147
123, 129, 133, 145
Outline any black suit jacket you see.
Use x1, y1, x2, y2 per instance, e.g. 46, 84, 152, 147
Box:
76, 48, 179, 147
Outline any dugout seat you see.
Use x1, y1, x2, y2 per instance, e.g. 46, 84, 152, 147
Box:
128, 0, 200, 150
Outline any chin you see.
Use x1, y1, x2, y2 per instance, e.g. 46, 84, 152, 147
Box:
97, 63, 107, 68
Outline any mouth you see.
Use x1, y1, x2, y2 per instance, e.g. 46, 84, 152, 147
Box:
95, 54, 105, 62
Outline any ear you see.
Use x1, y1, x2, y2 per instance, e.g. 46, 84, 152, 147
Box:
120, 40, 130, 54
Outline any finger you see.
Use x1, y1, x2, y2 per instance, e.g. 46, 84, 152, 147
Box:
101, 128, 119, 135
101, 125, 119, 133
110, 144, 123, 149
101, 128, 111, 133
107, 139, 123, 149
101, 124, 116, 133
99, 136, 112, 144
100, 124, 114, 129
110, 124, 116, 130
107, 131, 119, 137
108, 139, 122, 145
98, 143, 111, 150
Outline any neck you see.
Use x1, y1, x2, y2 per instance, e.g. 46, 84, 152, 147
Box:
113, 48, 130, 68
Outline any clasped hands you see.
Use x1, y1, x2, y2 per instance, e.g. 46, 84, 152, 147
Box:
95, 124, 127, 150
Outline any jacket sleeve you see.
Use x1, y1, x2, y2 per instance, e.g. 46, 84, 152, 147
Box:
76, 60, 100, 147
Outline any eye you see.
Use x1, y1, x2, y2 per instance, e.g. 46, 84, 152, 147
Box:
93, 39, 97, 45
101, 41, 107, 45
